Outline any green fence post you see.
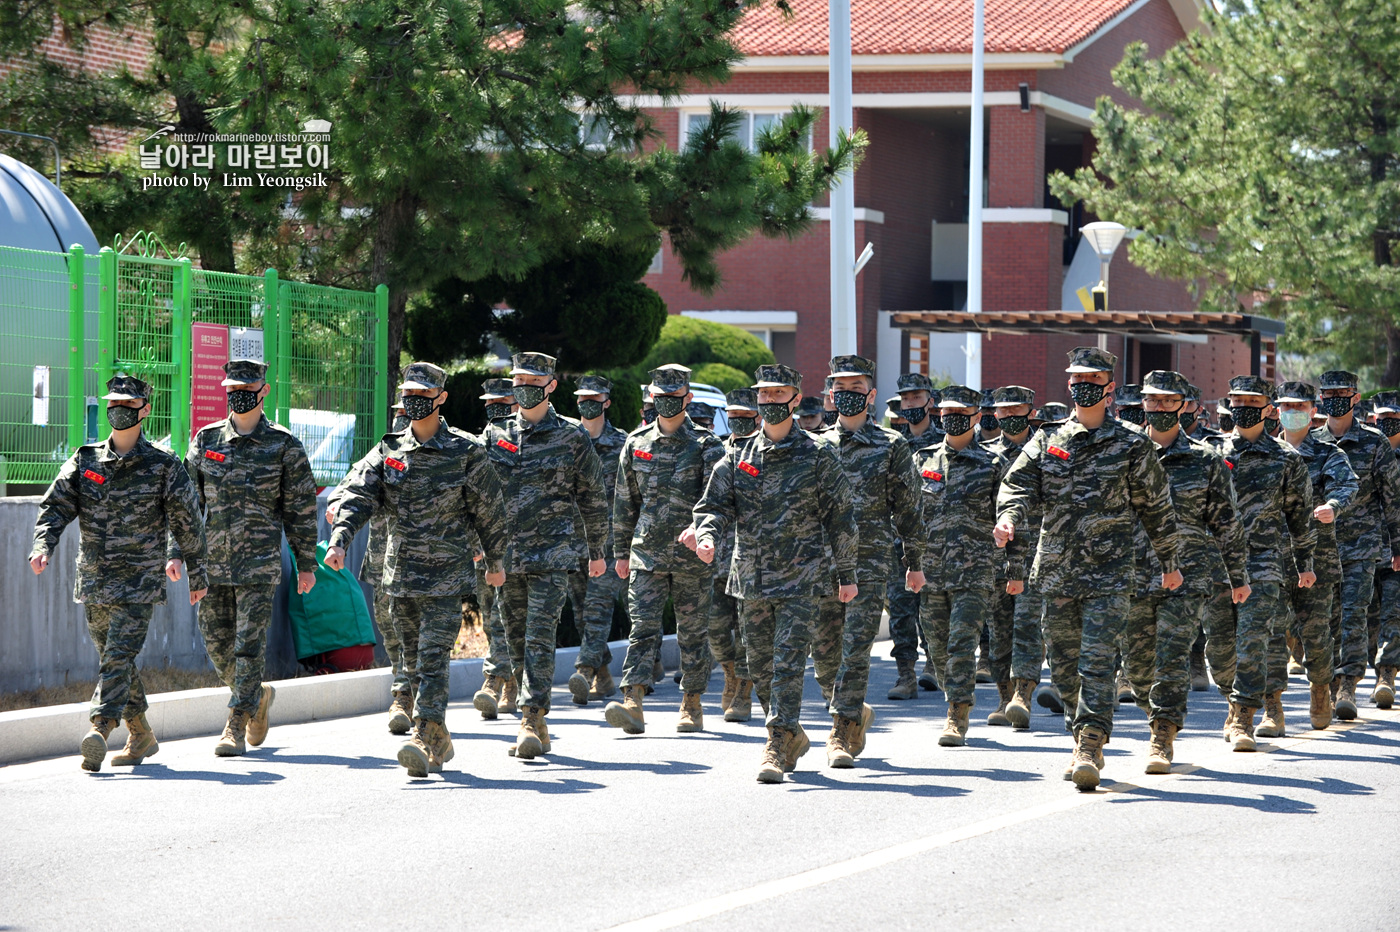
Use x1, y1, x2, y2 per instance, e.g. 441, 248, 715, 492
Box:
374, 283, 388, 440
97, 246, 117, 441
172, 258, 192, 455
67, 244, 86, 453
262, 268, 279, 376
277, 281, 292, 424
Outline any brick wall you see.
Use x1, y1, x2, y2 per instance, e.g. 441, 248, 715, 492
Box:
1039, 0, 1187, 110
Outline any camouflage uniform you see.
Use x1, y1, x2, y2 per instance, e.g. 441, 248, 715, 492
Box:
482, 353, 609, 715
1370, 392, 1400, 676
187, 361, 318, 716
31, 375, 209, 727
709, 390, 758, 684
613, 367, 725, 700
887, 374, 943, 669
478, 379, 517, 683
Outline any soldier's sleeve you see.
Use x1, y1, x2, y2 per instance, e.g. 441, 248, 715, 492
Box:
461, 445, 509, 574
998, 454, 1029, 580
572, 431, 609, 562
30, 453, 81, 557
1204, 450, 1248, 588
281, 437, 321, 571
1322, 446, 1359, 519
329, 447, 385, 550
887, 437, 924, 570
996, 433, 1044, 529
1128, 437, 1180, 575
164, 456, 209, 592
1374, 442, 1400, 559
184, 440, 207, 514
1283, 454, 1316, 575
692, 450, 735, 554
815, 443, 859, 587
611, 437, 642, 563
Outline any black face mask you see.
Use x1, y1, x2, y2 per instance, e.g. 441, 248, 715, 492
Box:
1146, 409, 1181, 432
1179, 412, 1197, 432
228, 389, 262, 415
485, 403, 513, 421
900, 407, 927, 426
1320, 396, 1354, 418
1119, 407, 1145, 426
728, 416, 757, 437
577, 399, 605, 420
759, 400, 794, 426
402, 394, 438, 422
1380, 418, 1400, 437
997, 414, 1029, 436
653, 394, 686, 419
392, 415, 411, 432
1219, 416, 1234, 432
979, 413, 999, 432
1231, 404, 1264, 429
821, 409, 839, 426
833, 390, 869, 418
513, 384, 547, 410
641, 408, 657, 425
941, 412, 973, 436
1068, 381, 1108, 408
107, 404, 142, 431
895, 423, 911, 437
1264, 417, 1280, 435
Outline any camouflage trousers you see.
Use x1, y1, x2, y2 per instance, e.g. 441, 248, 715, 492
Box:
812, 594, 843, 693
709, 579, 749, 680
987, 585, 1014, 682
741, 597, 817, 731
921, 588, 993, 706
887, 542, 926, 663
808, 585, 890, 719
1121, 594, 1205, 728
1009, 586, 1046, 683
85, 603, 153, 722
390, 595, 461, 725
376, 587, 420, 698
1043, 593, 1131, 738
1334, 561, 1375, 679
1371, 567, 1400, 669
475, 562, 512, 682
621, 568, 713, 693
499, 571, 570, 712
1202, 580, 1285, 708
199, 584, 276, 715
1284, 572, 1336, 685
569, 560, 626, 672
1200, 584, 1235, 696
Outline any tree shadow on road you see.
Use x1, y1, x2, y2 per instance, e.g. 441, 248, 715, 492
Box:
402, 770, 608, 793
1104, 783, 1317, 814
255, 748, 399, 770
1177, 767, 1373, 797
518, 753, 711, 777
824, 756, 1041, 784
781, 770, 971, 798
89, 763, 285, 785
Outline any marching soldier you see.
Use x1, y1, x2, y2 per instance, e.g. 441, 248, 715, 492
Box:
975, 389, 1002, 443
796, 395, 826, 433
474, 379, 520, 718
711, 389, 759, 721
1115, 384, 1145, 429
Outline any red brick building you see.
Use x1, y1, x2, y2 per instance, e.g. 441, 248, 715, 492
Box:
643, 0, 1260, 407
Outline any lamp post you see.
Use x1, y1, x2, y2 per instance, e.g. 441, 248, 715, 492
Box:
829, 0, 857, 355
964, 0, 985, 390
1079, 221, 1127, 311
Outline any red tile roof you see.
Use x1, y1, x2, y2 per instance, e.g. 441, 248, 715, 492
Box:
731, 0, 1139, 57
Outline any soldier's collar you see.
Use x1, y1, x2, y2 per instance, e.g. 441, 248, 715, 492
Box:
839, 417, 887, 445
394, 417, 451, 450
99, 431, 150, 461
220, 414, 271, 443
516, 404, 563, 432
643, 414, 700, 441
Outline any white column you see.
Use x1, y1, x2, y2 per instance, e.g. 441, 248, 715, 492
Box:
829, 0, 857, 356
963, 0, 985, 388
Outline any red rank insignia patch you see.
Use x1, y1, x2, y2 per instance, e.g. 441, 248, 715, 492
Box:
1224, 459, 1235, 470
633, 449, 653, 461
496, 439, 519, 453
82, 469, 105, 484
1047, 445, 1070, 460
386, 458, 406, 471
204, 450, 226, 462
738, 461, 759, 477
922, 470, 943, 481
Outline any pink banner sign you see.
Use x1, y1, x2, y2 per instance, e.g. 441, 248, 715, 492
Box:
191, 322, 230, 436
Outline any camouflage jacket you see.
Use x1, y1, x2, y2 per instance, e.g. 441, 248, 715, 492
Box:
1312, 420, 1400, 564
1214, 432, 1315, 584
1285, 432, 1358, 586
483, 405, 609, 572
587, 420, 628, 558
917, 438, 1012, 592
985, 433, 1041, 581
819, 419, 924, 582
712, 433, 746, 577
613, 416, 724, 574
997, 418, 1179, 598
185, 415, 319, 586
326, 450, 387, 578
905, 424, 943, 456
32, 434, 208, 603
329, 419, 508, 597
1132, 433, 1246, 597
693, 425, 859, 599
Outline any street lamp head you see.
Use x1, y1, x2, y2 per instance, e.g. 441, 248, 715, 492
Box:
1080, 221, 1128, 260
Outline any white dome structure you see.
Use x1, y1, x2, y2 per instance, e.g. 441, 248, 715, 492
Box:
0, 152, 99, 253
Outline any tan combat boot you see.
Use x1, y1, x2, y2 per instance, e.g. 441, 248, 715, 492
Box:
850, 703, 876, 757
569, 666, 595, 706
1230, 703, 1258, 752
938, 701, 972, 747
1286, 633, 1305, 676
425, 720, 454, 773
757, 727, 788, 784
1310, 681, 1334, 730
110, 712, 159, 766
214, 709, 250, 757
398, 719, 433, 777
387, 690, 414, 734
590, 665, 617, 700
1071, 725, 1108, 791
827, 716, 854, 769
515, 706, 547, 759
1037, 682, 1065, 714
473, 675, 503, 719
1221, 702, 1238, 741
783, 724, 811, 773
725, 679, 754, 722
918, 658, 941, 692
604, 684, 646, 734
499, 676, 520, 714
652, 655, 665, 684
677, 692, 704, 733
1006, 678, 1034, 730
1335, 675, 1358, 721
1373, 666, 1396, 710
1116, 671, 1135, 704
719, 661, 738, 713
1256, 690, 1286, 738
1190, 651, 1210, 692
80, 716, 119, 772
1145, 719, 1177, 774
887, 658, 918, 701
987, 680, 1013, 726
976, 656, 993, 684
246, 684, 276, 747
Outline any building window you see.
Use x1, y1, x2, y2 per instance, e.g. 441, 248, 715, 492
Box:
647, 249, 663, 275
684, 111, 810, 153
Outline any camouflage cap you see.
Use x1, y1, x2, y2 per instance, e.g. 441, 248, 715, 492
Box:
687, 402, 714, 419
573, 374, 613, 396
1355, 398, 1373, 418
1274, 381, 1316, 404
1228, 375, 1276, 400
220, 358, 268, 386
1039, 402, 1071, 423
980, 389, 997, 408
1372, 391, 1400, 415
398, 361, 446, 391
648, 363, 692, 394
1116, 383, 1144, 406
929, 387, 942, 404
896, 373, 933, 393
1185, 383, 1203, 403
101, 373, 151, 401
1216, 401, 1233, 417
992, 385, 1035, 407
479, 378, 515, 401
641, 386, 653, 404
885, 395, 902, 414
829, 354, 876, 380
824, 375, 835, 392
753, 363, 802, 391
1318, 369, 1359, 391
725, 388, 758, 412
1141, 370, 1190, 396
509, 352, 557, 377
1065, 346, 1118, 373
796, 395, 824, 417
937, 384, 982, 408
392, 396, 406, 413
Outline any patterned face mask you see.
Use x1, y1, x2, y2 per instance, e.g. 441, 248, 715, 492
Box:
1231, 404, 1264, 429
1119, 407, 1145, 426
227, 389, 261, 414
107, 404, 142, 431
900, 406, 927, 425
1379, 417, 1400, 437
822, 409, 840, 426
979, 413, 1000, 431
1178, 411, 1197, 432
759, 400, 794, 425
641, 408, 657, 425
402, 394, 438, 421
1277, 410, 1310, 433
1320, 395, 1353, 417
728, 416, 757, 437
997, 414, 1029, 436
833, 390, 869, 417
1068, 381, 1108, 408
485, 403, 513, 421
940, 412, 973, 436
652, 394, 686, 419
392, 414, 411, 431
1146, 409, 1180, 432
577, 399, 605, 420
513, 384, 547, 410
1264, 417, 1279, 435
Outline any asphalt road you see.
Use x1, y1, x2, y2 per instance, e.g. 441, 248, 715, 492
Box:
4, 643, 1400, 931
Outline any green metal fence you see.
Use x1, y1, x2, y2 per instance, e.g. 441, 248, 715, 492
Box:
0, 235, 387, 488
